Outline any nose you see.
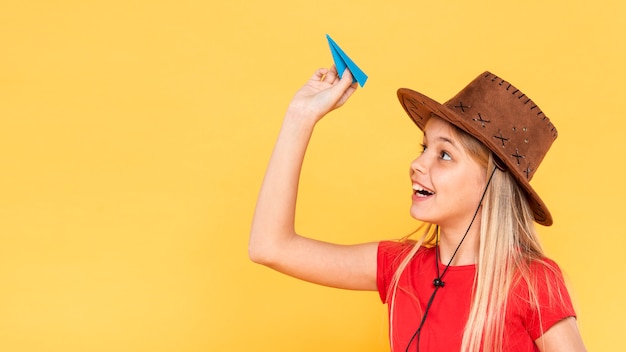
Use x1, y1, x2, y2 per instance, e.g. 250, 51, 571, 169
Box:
410, 154, 426, 176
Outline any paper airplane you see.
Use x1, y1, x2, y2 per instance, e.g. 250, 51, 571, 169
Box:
326, 34, 368, 87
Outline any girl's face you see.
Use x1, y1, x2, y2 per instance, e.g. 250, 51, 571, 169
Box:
409, 117, 487, 230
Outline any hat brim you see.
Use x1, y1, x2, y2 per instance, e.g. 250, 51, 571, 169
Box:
397, 87, 553, 226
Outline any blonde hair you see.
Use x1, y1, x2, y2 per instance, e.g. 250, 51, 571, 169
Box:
387, 120, 563, 352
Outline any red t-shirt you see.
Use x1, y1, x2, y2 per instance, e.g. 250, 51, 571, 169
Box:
377, 241, 576, 352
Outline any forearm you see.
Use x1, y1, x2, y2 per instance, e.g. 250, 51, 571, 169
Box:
248, 113, 315, 264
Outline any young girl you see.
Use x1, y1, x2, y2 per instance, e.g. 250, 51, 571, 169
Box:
249, 66, 586, 351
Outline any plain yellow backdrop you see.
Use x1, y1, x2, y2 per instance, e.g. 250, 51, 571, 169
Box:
0, 0, 624, 351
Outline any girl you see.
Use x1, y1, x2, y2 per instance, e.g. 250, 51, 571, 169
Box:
249, 66, 586, 351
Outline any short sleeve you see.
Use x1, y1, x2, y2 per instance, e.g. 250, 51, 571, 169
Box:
376, 241, 413, 303
523, 258, 577, 339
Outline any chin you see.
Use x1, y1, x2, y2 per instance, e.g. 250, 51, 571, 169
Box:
409, 208, 435, 223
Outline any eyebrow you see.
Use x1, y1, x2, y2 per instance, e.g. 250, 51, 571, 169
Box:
423, 132, 458, 147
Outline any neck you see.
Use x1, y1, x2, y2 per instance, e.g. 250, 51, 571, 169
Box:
436, 166, 498, 267
437, 220, 481, 266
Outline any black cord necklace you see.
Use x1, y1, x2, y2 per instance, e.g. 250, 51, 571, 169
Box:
405, 166, 498, 352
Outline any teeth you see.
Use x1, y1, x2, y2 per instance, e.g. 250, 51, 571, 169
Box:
412, 184, 434, 196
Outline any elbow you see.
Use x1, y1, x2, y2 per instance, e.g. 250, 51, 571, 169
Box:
248, 225, 294, 266
249, 231, 292, 268
248, 232, 275, 266
248, 243, 268, 265
248, 244, 279, 267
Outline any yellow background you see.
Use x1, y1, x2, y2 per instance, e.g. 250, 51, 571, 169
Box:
0, 1, 624, 351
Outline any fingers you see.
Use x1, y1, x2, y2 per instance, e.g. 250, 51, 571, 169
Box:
327, 69, 358, 108
311, 68, 328, 81
312, 66, 343, 85
326, 68, 354, 87
322, 69, 339, 85
308, 66, 358, 109
328, 65, 338, 79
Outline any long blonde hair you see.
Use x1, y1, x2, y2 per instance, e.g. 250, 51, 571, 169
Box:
388, 121, 561, 352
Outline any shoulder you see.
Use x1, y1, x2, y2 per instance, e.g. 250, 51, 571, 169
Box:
510, 256, 576, 340
530, 256, 563, 274
511, 256, 570, 301
378, 240, 414, 256
525, 257, 568, 293
378, 240, 433, 264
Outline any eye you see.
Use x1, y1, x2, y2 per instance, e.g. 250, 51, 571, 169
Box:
420, 143, 427, 154
440, 151, 452, 161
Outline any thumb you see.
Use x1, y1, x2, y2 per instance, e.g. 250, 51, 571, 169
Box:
328, 69, 358, 109
330, 69, 354, 97
339, 68, 354, 86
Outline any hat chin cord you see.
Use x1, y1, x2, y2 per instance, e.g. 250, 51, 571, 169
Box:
405, 165, 499, 352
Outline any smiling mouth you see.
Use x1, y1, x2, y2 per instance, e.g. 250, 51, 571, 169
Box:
412, 184, 434, 197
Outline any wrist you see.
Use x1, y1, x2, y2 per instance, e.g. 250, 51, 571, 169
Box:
283, 108, 318, 133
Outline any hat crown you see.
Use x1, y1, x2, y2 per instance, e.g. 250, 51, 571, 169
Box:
442, 72, 557, 182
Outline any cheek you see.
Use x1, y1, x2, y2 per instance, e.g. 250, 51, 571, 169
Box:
462, 174, 487, 204
437, 169, 485, 203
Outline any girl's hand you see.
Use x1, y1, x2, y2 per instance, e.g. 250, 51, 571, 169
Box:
286, 66, 358, 124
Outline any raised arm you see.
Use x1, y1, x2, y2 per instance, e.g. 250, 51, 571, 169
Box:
249, 67, 378, 291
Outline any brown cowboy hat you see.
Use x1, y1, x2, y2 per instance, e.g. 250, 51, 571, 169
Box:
397, 71, 557, 226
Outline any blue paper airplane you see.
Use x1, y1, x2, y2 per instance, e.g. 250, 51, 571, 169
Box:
326, 34, 368, 87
